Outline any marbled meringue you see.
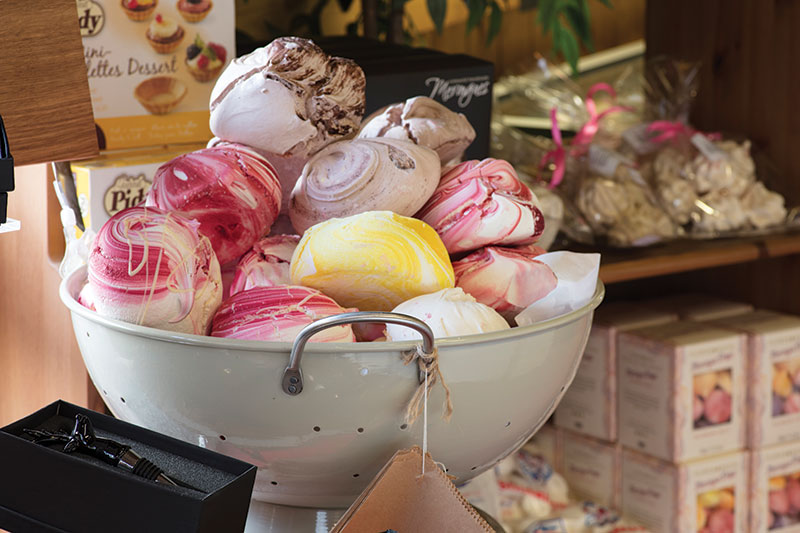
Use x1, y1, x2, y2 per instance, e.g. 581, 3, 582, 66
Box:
229, 234, 299, 296
453, 246, 557, 322
87, 206, 222, 335
385, 288, 509, 341
289, 137, 440, 234
358, 96, 476, 164
145, 144, 281, 266
416, 158, 545, 254
290, 211, 454, 311
209, 37, 365, 158
210, 285, 355, 342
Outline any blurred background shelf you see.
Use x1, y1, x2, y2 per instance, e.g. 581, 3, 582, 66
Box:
594, 231, 800, 284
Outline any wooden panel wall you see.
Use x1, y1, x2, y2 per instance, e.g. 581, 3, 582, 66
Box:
642, 1, 800, 314
0, 165, 91, 425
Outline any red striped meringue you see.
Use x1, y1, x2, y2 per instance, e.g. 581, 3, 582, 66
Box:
145, 144, 281, 266
416, 158, 545, 254
87, 206, 222, 335
453, 246, 557, 322
229, 234, 300, 296
210, 285, 355, 342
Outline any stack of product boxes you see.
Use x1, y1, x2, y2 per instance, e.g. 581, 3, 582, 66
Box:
548, 293, 800, 532
72, 0, 236, 232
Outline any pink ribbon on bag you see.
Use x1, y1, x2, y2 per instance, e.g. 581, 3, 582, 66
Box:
571, 83, 635, 152
539, 107, 565, 189
646, 120, 723, 144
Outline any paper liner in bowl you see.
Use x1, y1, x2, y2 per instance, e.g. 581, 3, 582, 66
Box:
134, 76, 187, 115
177, 0, 212, 22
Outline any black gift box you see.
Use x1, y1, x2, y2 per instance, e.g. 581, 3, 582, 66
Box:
0, 400, 257, 533
319, 38, 495, 161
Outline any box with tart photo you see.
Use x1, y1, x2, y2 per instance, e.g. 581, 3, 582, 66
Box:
77, 0, 234, 150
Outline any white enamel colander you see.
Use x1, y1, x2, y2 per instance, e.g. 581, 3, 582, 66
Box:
60, 265, 603, 508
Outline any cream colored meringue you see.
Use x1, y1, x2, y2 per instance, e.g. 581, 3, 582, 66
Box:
289, 138, 441, 234
358, 96, 476, 164
209, 37, 365, 158
385, 288, 509, 341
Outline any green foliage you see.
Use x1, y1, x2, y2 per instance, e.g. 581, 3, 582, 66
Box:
427, 0, 447, 33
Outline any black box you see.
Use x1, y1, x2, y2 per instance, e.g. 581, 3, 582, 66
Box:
0, 400, 257, 533
317, 38, 494, 161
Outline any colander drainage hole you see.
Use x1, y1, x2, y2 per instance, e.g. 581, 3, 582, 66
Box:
271, 481, 278, 486
471, 466, 477, 471
219, 435, 226, 441
86, 332, 90, 337
120, 397, 126, 403
102, 390, 107, 395
313, 426, 320, 432
357, 427, 364, 433
505, 421, 511, 428
352, 474, 359, 478
399, 423, 408, 430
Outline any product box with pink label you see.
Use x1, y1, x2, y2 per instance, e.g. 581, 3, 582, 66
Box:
617, 321, 746, 462
709, 310, 800, 448
554, 302, 677, 442
560, 429, 621, 509
621, 449, 749, 533
750, 440, 800, 532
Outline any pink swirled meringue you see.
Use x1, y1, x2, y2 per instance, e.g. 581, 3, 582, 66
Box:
358, 96, 476, 164
145, 144, 281, 266
210, 285, 355, 342
453, 246, 558, 321
209, 37, 365, 159
87, 206, 222, 335
289, 138, 441, 234
416, 158, 545, 254
208, 137, 308, 215
229, 234, 300, 296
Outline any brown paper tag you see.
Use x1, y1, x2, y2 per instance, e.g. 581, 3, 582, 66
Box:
331, 446, 494, 532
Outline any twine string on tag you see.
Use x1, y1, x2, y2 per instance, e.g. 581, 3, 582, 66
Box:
422, 369, 428, 475
402, 346, 453, 426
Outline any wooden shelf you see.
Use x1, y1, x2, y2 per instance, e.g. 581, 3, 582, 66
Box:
590, 231, 800, 284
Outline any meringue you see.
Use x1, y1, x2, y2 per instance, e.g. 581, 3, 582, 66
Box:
87, 206, 222, 335
145, 143, 281, 266
416, 158, 545, 254
209, 37, 365, 158
385, 288, 509, 341
229, 234, 300, 296
358, 96, 476, 164
453, 246, 557, 322
290, 211, 454, 311
289, 137, 441, 234
210, 285, 355, 342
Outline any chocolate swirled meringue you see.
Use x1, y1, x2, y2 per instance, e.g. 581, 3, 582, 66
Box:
358, 96, 476, 165
289, 137, 441, 234
87, 206, 222, 335
209, 37, 366, 158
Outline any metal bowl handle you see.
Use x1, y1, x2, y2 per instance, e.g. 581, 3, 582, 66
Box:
282, 311, 435, 396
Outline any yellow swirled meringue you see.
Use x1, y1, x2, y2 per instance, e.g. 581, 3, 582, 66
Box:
290, 211, 454, 311
289, 137, 440, 234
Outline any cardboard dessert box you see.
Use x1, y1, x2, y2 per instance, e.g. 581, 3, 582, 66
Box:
749, 439, 800, 532
560, 429, 622, 509
617, 321, 746, 463
72, 144, 204, 234
709, 310, 800, 449
620, 449, 749, 533
643, 293, 753, 322
77, 0, 235, 150
554, 301, 678, 442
